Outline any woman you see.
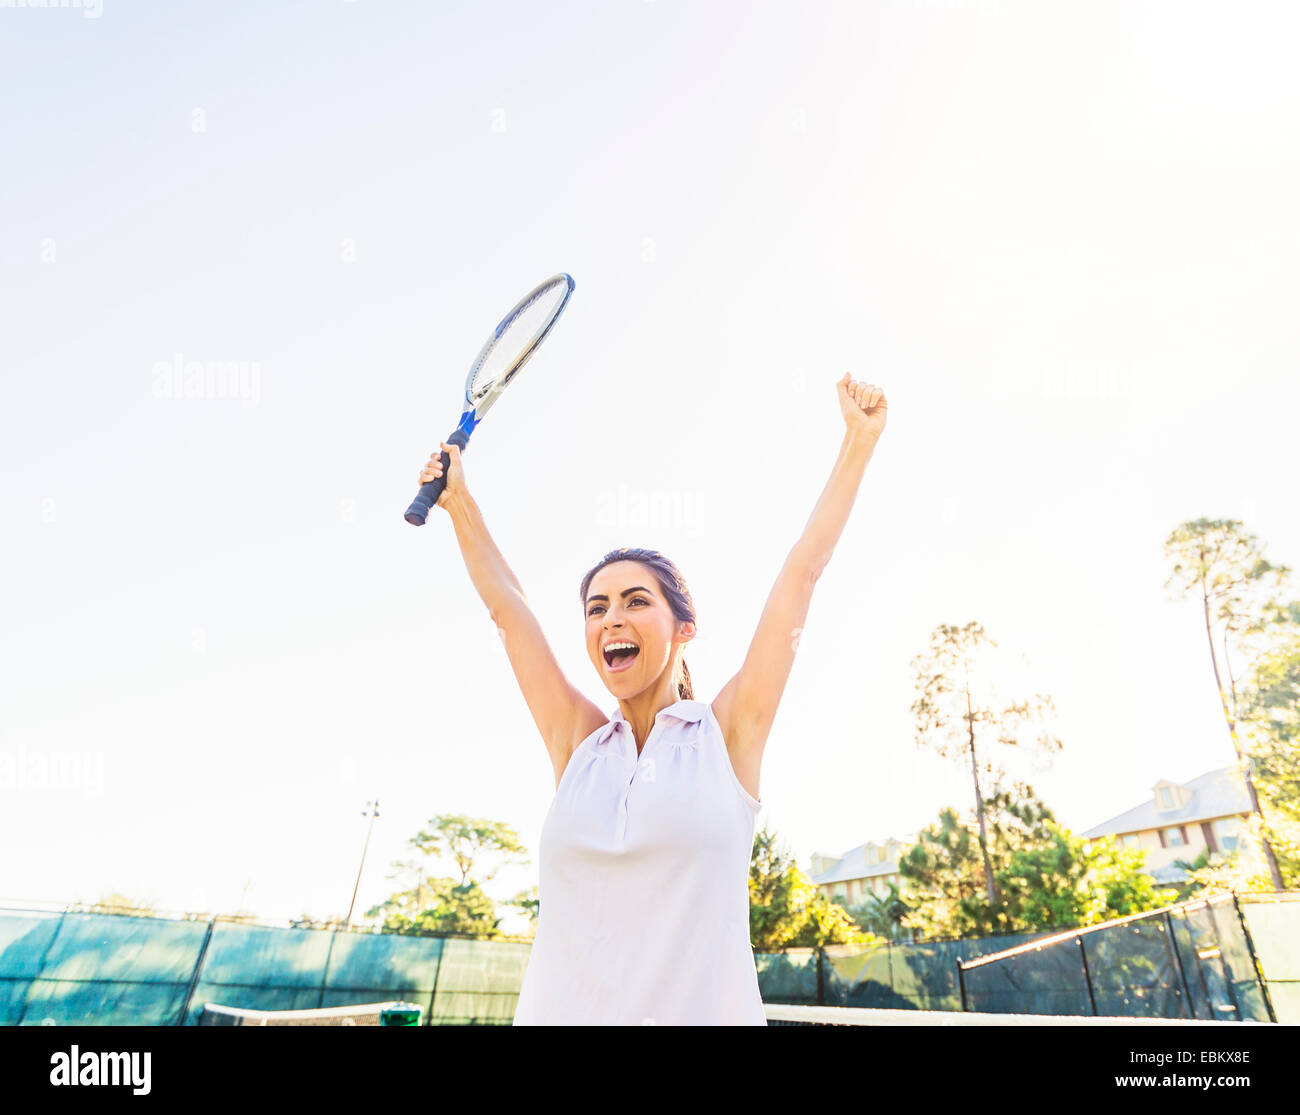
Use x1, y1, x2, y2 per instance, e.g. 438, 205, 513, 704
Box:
417, 373, 887, 1025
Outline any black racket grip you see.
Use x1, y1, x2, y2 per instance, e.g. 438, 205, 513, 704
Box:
405, 428, 470, 525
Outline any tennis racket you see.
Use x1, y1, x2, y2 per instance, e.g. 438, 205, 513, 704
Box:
404, 273, 575, 525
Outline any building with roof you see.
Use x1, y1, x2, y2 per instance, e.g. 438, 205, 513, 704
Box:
807, 835, 918, 909
1079, 766, 1254, 884
805, 767, 1254, 923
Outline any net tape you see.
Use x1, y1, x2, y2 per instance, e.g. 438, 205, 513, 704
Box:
198, 1000, 421, 1026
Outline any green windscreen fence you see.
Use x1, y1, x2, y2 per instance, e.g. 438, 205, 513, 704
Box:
753, 893, 1298, 1018
0, 909, 530, 1026
755, 932, 1057, 1011
2, 893, 1295, 1024
0, 910, 209, 1026
955, 893, 1296, 1021
754, 948, 821, 1004
1239, 892, 1300, 1023
826, 931, 1052, 1011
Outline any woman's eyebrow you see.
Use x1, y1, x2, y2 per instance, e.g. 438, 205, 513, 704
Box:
585, 586, 653, 605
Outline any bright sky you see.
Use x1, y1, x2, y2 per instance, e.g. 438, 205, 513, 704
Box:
3, 1, 1297, 933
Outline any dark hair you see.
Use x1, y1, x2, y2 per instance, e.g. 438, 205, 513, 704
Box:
579, 547, 696, 700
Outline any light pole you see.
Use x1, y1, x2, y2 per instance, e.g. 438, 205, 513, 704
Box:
346, 800, 380, 929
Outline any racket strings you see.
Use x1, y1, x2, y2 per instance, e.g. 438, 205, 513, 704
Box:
467, 278, 571, 402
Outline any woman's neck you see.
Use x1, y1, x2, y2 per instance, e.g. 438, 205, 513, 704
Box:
617, 677, 683, 755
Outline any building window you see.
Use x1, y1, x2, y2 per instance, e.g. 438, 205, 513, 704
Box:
1121, 834, 1141, 850
1213, 819, 1241, 852
1164, 827, 1186, 848
1158, 786, 1175, 809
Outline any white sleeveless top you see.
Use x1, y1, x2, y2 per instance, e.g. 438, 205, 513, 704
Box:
512, 698, 767, 1026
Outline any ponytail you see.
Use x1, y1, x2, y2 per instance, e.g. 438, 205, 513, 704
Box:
676, 657, 694, 700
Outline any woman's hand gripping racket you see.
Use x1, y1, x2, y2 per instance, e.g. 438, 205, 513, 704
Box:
404, 273, 575, 525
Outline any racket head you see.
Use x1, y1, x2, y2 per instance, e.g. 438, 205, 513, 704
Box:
464, 273, 574, 410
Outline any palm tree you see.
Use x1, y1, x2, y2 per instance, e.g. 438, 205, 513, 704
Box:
852, 883, 910, 940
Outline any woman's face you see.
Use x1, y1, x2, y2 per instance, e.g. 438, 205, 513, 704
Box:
584, 561, 694, 697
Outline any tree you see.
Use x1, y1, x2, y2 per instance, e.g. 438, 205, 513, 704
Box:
1168, 848, 1270, 900
749, 826, 809, 949
1164, 518, 1292, 888
786, 894, 873, 948
365, 814, 529, 938
849, 882, 910, 941
407, 814, 528, 886
1239, 610, 1300, 888
910, 622, 1061, 912
748, 825, 872, 949
384, 858, 436, 917
1001, 828, 1176, 929
365, 878, 501, 937
899, 783, 1173, 937
899, 807, 990, 937
899, 783, 1058, 937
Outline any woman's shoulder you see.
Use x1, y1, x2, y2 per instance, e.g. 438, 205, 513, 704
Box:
550, 703, 618, 788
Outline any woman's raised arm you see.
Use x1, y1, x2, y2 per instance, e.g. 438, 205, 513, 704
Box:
425, 444, 605, 785
712, 376, 887, 776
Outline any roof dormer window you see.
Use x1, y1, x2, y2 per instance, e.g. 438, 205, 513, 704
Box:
1154, 781, 1183, 811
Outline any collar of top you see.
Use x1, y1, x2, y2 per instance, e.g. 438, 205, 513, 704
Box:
595, 699, 708, 745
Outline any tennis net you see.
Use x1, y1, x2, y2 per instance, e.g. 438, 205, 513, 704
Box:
763, 1004, 1261, 1026
199, 1000, 1257, 1027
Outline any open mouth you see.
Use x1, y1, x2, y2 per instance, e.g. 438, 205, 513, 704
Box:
603, 642, 641, 672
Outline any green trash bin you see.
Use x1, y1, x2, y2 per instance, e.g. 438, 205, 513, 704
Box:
380, 1002, 423, 1027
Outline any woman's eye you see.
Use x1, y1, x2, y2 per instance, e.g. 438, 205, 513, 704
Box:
589, 599, 647, 616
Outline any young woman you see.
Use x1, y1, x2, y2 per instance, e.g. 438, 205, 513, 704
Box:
417, 373, 887, 1025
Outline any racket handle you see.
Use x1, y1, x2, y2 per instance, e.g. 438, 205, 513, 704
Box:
405, 428, 471, 525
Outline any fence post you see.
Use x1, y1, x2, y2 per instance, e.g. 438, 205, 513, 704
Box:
177, 917, 217, 1026
956, 956, 968, 1012
816, 947, 826, 1006
1232, 892, 1279, 1024
1076, 935, 1099, 1016
427, 935, 451, 1025
317, 927, 339, 1010
1162, 910, 1195, 1019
